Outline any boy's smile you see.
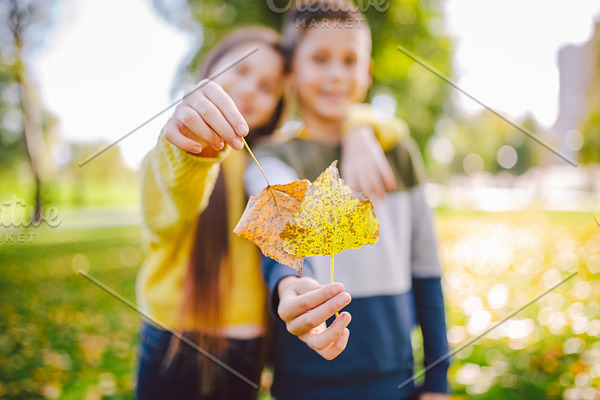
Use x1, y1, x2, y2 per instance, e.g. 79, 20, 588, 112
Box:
291, 20, 372, 125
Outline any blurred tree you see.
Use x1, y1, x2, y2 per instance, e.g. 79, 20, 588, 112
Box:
579, 110, 600, 164
151, 0, 453, 153
0, 0, 57, 220
367, 0, 453, 151
426, 111, 541, 178
578, 22, 600, 164
0, 68, 26, 175
65, 142, 137, 206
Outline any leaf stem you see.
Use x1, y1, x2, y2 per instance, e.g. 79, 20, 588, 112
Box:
331, 254, 339, 318
242, 137, 270, 187
242, 137, 286, 222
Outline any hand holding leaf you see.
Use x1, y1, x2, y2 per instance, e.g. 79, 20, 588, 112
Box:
235, 142, 378, 356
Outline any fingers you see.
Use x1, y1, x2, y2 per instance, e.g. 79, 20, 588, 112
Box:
340, 163, 358, 190
201, 81, 249, 137
340, 125, 397, 199
276, 277, 353, 360
359, 166, 385, 200
317, 327, 350, 360
345, 157, 396, 200
375, 154, 397, 192
278, 282, 346, 323
358, 147, 396, 199
165, 80, 249, 153
284, 290, 351, 335
345, 162, 385, 200
185, 82, 245, 150
303, 312, 351, 351
295, 279, 341, 296
281, 276, 326, 297
164, 117, 203, 154
172, 105, 225, 150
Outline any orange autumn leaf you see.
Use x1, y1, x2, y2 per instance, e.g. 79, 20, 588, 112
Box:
280, 161, 379, 287
234, 180, 310, 275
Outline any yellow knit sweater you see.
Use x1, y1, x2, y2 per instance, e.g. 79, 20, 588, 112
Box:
137, 134, 266, 332
136, 105, 408, 333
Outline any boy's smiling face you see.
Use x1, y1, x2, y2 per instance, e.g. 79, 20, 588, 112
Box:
291, 20, 372, 124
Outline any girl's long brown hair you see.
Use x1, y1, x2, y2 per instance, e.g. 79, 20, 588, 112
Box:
163, 27, 285, 394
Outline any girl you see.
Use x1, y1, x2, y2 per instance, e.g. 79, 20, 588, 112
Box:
136, 26, 400, 400
136, 27, 284, 400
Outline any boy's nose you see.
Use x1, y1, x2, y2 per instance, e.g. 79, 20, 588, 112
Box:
326, 60, 346, 80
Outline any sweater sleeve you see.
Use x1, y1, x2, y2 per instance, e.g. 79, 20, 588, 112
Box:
261, 255, 316, 318
341, 103, 408, 152
413, 277, 450, 393
139, 132, 230, 238
410, 187, 450, 393
262, 256, 300, 318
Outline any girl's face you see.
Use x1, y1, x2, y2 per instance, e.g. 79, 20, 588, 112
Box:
210, 42, 284, 130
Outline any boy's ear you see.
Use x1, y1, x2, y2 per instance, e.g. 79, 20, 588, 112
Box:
368, 58, 373, 88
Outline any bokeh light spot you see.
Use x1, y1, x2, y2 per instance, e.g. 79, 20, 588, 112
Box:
456, 363, 480, 385
463, 152, 484, 176
563, 337, 585, 355
507, 318, 534, 339
429, 136, 455, 163
573, 281, 591, 300
487, 284, 508, 309
565, 129, 584, 152
71, 253, 90, 274
468, 310, 491, 335
497, 145, 518, 169
447, 325, 466, 345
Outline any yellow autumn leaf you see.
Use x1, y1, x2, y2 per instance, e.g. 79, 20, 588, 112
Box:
234, 180, 310, 275
280, 160, 380, 262
235, 138, 378, 288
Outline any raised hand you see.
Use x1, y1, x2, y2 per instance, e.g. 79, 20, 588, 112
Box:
164, 79, 249, 156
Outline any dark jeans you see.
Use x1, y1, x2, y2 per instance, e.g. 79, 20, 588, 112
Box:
136, 321, 264, 400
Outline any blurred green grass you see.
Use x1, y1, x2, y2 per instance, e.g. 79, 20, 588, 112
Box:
0, 210, 598, 399
0, 226, 141, 399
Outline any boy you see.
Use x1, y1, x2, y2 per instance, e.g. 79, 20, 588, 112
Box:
245, 1, 450, 399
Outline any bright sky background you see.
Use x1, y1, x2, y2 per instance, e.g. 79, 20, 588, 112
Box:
443, 0, 600, 127
33, 0, 192, 169
32, 0, 600, 169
